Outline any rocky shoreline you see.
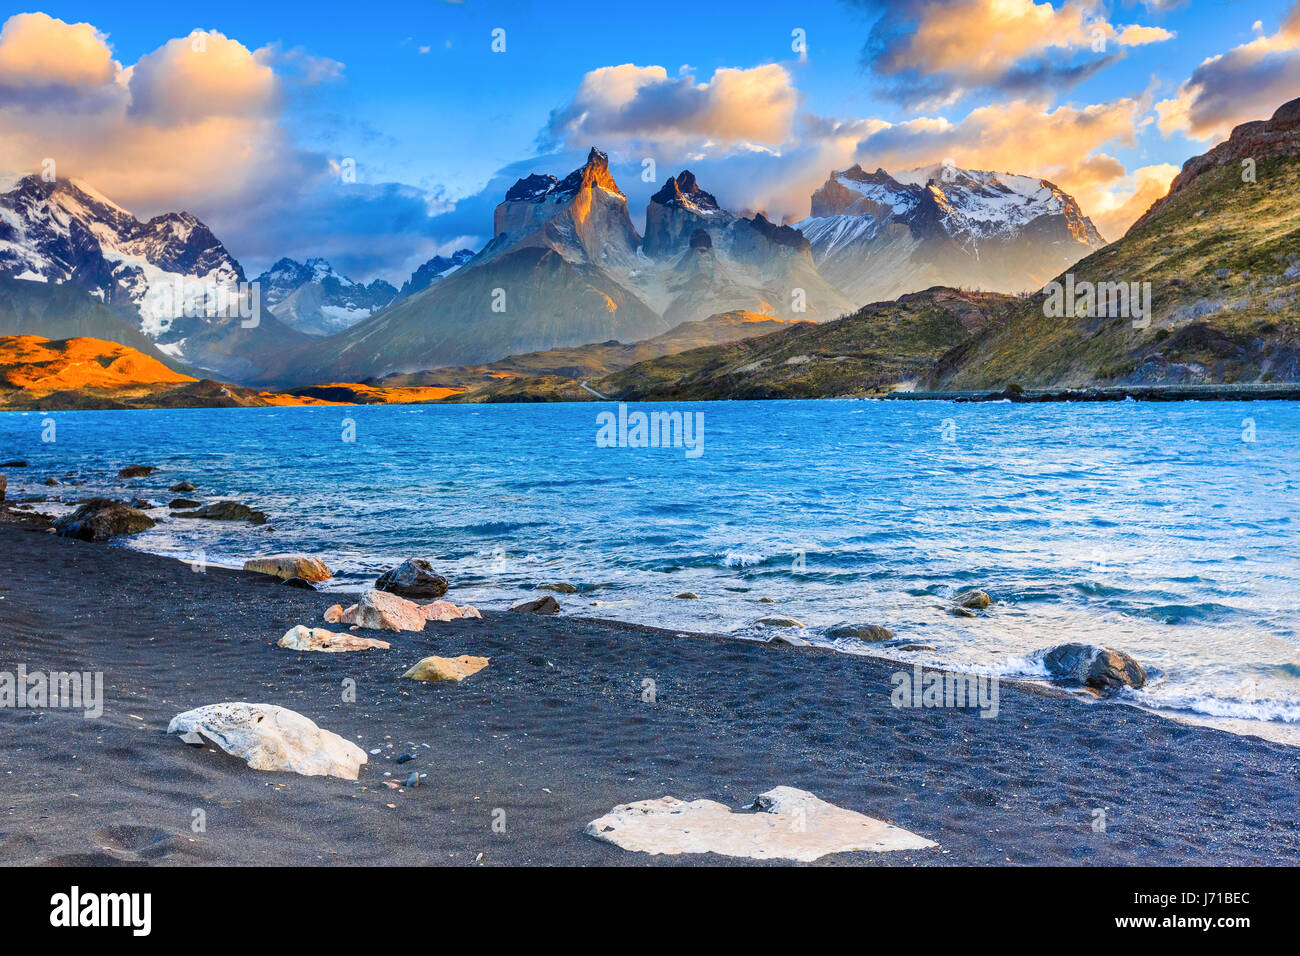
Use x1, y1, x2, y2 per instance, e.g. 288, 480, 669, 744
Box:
0, 485, 1297, 864
887, 383, 1300, 403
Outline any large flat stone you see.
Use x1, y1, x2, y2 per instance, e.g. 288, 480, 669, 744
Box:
167, 703, 367, 780
586, 786, 937, 861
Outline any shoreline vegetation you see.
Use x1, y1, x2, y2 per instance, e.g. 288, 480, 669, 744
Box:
3, 332, 1300, 412
0, 504, 1297, 864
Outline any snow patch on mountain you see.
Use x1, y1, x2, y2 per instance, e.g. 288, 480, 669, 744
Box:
0, 176, 246, 341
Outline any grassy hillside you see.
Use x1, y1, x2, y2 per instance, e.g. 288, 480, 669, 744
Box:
582, 288, 1012, 400
929, 154, 1300, 389
436, 310, 797, 401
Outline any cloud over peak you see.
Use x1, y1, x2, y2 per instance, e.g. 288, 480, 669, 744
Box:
1156, 1, 1300, 141
544, 63, 798, 149
854, 0, 1173, 107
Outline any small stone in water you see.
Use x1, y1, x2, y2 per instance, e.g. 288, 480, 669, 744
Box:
405, 772, 420, 788
396, 753, 414, 764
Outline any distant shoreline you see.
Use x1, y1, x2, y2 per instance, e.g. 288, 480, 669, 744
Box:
884, 383, 1300, 403
6, 381, 1300, 412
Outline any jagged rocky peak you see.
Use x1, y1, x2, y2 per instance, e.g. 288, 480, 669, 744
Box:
564, 146, 623, 196
504, 173, 560, 203
651, 170, 720, 212
744, 212, 809, 250
491, 147, 639, 266
503, 147, 623, 205
399, 248, 475, 299
643, 169, 733, 257
809, 165, 911, 218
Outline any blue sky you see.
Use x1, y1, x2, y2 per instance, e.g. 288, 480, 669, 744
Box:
1, 0, 1297, 280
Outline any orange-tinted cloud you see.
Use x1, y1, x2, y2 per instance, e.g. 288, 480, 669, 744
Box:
856, 0, 1172, 106
0, 12, 119, 91
0, 16, 321, 220
546, 63, 798, 148
127, 31, 279, 124
1156, 3, 1300, 141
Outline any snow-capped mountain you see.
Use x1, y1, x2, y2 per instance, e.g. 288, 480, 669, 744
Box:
627, 169, 853, 325
254, 257, 398, 337
0, 175, 317, 381
0, 176, 246, 337
795, 164, 1106, 304
396, 248, 475, 300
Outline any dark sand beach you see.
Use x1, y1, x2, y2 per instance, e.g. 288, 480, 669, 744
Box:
0, 516, 1297, 866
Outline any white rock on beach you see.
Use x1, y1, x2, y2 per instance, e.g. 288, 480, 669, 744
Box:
243, 555, 333, 582
167, 703, 367, 780
586, 786, 937, 861
278, 625, 390, 653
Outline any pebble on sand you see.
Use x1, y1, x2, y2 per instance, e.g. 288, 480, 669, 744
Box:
1037, 643, 1146, 695
826, 623, 895, 642
375, 558, 448, 599
420, 599, 482, 621
511, 596, 560, 615
54, 498, 155, 542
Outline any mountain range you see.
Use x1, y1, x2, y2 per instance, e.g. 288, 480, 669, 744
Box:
0, 146, 1106, 387
270, 149, 1101, 384
1, 95, 1295, 409
6, 92, 1295, 403
794, 163, 1105, 305
506, 95, 1299, 401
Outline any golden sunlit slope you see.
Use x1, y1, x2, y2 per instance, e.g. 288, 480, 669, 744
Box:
0, 336, 337, 410
279, 382, 467, 404
0, 336, 195, 393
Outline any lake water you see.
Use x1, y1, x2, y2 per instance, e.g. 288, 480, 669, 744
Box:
3, 399, 1298, 744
